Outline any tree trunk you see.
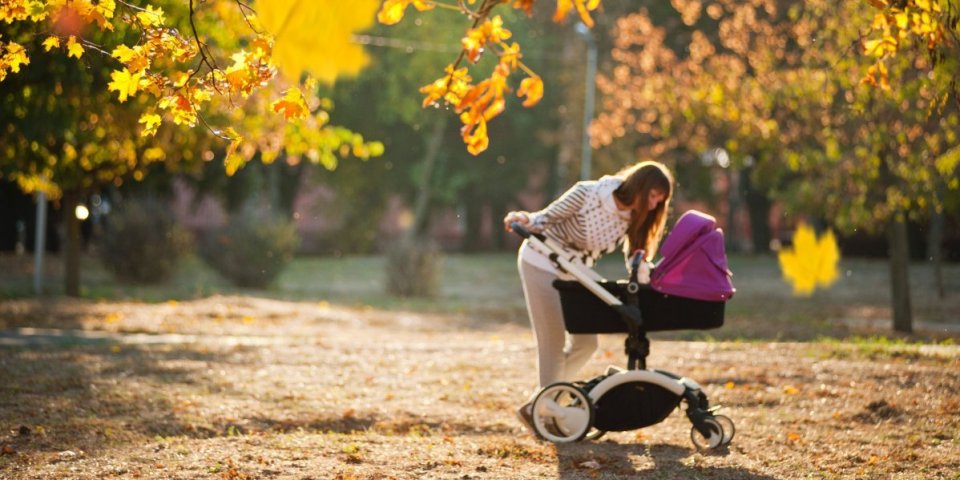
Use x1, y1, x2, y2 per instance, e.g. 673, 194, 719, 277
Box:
928, 206, 945, 299
63, 190, 81, 297
888, 214, 913, 333
409, 116, 448, 239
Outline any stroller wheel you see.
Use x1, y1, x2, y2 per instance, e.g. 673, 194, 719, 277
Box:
713, 414, 735, 446
690, 418, 724, 450
532, 382, 594, 443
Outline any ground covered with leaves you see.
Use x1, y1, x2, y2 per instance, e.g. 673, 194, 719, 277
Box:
1, 296, 958, 479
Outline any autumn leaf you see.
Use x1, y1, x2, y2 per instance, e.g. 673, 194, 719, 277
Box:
66, 36, 83, 59
136, 5, 165, 27
377, 0, 434, 26
42, 36, 60, 52
138, 113, 162, 137
778, 222, 840, 296
517, 75, 543, 107
258, 0, 379, 83
108, 68, 144, 103
271, 87, 309, 120
224, 128, 245, 176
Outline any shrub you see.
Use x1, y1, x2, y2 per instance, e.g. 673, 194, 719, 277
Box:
99, 197, 192, 283
200, 206, 299, 288
385, 236, 442, 297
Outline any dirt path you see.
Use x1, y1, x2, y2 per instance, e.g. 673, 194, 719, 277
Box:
1, 296, 958, 479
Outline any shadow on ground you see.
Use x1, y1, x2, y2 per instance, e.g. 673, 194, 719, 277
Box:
556, 442, 776, 479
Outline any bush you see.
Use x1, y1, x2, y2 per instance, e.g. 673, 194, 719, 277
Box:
385, 236, 442, 297
99, 198, 192, 283
200, 206, 299, 288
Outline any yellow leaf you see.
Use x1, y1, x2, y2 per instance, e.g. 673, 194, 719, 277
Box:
786, 431, 801, 442
42, 36, 60, 52
258, 0, 379, 83
783, 385, 800, 395
378, 0, 408, 25
136, 5, 165, 27
66, 36, 84, 59
724, 381, 736, 390
224, 129, 245, 176
271, 87, 309, 120
2, 41, 29, 74
778, 223, 841, 296
108, 68, 142, 103
138, 113, 162, 137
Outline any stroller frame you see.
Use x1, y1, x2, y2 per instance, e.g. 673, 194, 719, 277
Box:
513, 224, 734, 449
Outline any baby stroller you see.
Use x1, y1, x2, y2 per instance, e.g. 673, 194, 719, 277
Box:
511, 210, 736, 449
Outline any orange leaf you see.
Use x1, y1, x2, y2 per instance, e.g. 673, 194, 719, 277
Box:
463, 117, 489, 155
518, 75, 543, 107
271, 88, 309, 120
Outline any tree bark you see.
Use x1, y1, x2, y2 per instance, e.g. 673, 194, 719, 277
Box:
928, 206, 945, 299
63, 190, 81, 297
888, 214, 913, 333
409, 116, 448, 239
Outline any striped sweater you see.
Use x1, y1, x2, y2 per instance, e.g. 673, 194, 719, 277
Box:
522, 175, 631, 272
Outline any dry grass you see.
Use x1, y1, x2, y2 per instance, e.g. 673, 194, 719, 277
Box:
1, 296, 958, 479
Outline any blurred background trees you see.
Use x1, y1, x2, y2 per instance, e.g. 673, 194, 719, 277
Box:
1, 1, 957, 333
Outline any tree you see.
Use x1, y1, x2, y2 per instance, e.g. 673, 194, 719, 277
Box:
591, 0, 960, 332
0, 0, 382, 295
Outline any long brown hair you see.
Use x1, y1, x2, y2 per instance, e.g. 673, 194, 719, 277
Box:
613, 161, 674, 259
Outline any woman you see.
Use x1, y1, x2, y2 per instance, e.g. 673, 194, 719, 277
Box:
503, 160, 674, 433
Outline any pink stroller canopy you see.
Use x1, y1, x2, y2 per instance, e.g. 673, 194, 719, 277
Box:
651, 210, 735, 302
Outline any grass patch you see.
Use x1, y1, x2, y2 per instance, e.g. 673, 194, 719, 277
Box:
2, 251, 958, 340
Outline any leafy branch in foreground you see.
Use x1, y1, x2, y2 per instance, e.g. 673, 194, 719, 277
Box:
377, 0, 602, 155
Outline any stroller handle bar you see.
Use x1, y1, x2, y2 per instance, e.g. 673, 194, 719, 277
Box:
510, 222, 624, 308
510, 222, 541, 241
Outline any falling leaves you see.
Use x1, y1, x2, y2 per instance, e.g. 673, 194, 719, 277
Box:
778, 222, 840, 296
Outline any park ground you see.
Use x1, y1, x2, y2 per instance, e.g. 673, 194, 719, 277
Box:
0, 253, 958, 479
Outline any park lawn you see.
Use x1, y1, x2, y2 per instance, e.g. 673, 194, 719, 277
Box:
0, 252, 958, 478
1, 251, 958, 340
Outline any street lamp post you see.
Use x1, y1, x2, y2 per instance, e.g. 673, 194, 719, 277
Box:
575, 22, 597, 181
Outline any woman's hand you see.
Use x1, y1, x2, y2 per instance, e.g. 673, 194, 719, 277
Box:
503, 211, 531, 232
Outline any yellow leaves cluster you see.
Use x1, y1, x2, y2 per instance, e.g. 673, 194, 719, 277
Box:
384, 0, 590, 155
861, 0, 948, 91
0, 36, 29, 82
462, 15, 511, 63
778, 222, 841, 297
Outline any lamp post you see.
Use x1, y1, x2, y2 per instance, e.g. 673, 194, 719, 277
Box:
33, 190, 46, 295
575, 21, 597, 181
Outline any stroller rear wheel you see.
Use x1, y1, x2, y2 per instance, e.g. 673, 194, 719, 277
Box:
532, 382, 594, 443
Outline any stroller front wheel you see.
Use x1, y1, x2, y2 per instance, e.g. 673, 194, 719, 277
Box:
690, 417, 724, 450
532, 382, 594, 443
713, 414, 735, 446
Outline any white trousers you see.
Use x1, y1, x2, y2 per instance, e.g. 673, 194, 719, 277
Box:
518, 255, 598, 389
